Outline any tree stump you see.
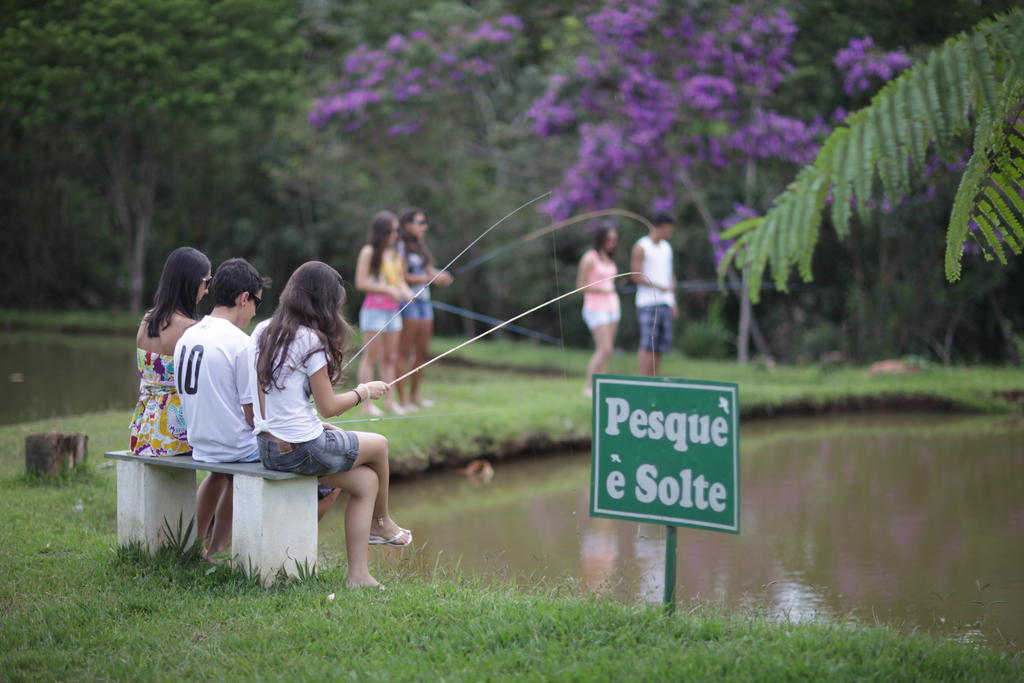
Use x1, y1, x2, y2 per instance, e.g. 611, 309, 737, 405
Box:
25, 432, 88, 477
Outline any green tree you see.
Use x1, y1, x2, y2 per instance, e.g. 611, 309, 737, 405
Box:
720, 9, 1024, 300
0, 0, 305, 310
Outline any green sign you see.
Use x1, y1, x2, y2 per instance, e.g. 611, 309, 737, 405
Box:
590, 374, 740, 533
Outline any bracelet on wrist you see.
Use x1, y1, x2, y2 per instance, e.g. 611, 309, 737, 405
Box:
352, 388, 362, 405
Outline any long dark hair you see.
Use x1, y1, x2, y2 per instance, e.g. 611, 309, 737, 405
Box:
257, 261, 352, 391
592, 226, 617, 257
398, 207, 434, 266
367, 211, 398, 277
144, 246, 210, 338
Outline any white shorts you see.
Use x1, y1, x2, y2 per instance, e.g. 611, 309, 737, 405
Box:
582, 308, 621, 330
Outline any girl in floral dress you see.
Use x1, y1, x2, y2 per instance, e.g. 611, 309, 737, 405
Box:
130, 247, 211, 456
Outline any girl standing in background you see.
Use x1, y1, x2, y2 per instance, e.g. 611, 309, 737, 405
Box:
395, 208, 452, 411
577, 227, 620, 398
355, 211, 414, 415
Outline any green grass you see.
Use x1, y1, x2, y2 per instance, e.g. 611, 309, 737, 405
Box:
1, 469, 1021, 681
0, 309, 142, 335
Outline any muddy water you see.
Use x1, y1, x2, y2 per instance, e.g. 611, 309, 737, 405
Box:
0, 331, 137, 425
320, 414, 1024, 649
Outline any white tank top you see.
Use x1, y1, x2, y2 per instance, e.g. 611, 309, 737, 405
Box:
635, 236, 675, 308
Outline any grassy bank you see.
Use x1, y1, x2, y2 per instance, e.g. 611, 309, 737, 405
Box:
2, 337, 1023, 479
0, 309, 141, 335
1, 469, 1021, 681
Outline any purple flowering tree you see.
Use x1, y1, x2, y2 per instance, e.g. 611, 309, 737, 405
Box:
305, 13, 567, 335
309, 15, 525, 137
527, 0, 828, 362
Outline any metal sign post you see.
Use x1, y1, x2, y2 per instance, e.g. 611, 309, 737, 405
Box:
589, 375, 740, 612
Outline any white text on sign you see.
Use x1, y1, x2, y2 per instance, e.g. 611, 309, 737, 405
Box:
604, 397, 729, 452
605, 464, 728, 512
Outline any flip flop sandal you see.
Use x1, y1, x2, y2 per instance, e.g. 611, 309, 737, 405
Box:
368, 528, 413, 546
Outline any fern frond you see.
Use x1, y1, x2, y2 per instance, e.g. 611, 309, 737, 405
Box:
944, 40, 970, 136
904, 74, 931, 168
718, 9, 1024, 295
924, 52, 951, 157
795, 169, 828, 282
873, 93, 905, 201
974, 203, 1008, 264
829, 128, 854, 237
852, 117, 876, 222
968, 31, 998, 113
947, 79, 1024, 278
946, 106, 997, 280
719, 216, 763, 240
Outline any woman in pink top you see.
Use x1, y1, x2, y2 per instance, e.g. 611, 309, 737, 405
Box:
576, 226, 620, 397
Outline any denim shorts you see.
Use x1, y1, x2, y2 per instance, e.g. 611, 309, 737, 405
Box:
401, 299, 433, 321
359, 306, 403, 332
258, 429, 360, 477
582, 307, 621, 331
637, 304, 674, 353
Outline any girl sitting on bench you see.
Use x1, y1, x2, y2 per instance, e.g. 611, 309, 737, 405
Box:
250, 261, 411, 590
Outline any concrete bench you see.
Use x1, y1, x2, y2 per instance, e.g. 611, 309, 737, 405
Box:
105, 450, 317, 585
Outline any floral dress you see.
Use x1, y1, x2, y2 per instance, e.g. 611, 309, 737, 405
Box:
129, 349, 190, 456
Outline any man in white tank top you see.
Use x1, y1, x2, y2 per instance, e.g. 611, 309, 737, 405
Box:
630, 214, 677, 376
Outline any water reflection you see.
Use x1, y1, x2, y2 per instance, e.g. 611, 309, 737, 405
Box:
319, 414, 1024, 650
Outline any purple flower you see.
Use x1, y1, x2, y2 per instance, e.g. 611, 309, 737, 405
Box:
386, 34, 409, 53
681, 75, 737, 110
834, 36, 912, 95
497, 15, 523, 30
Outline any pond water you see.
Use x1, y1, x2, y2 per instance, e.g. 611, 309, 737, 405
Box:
319, 414, 1024, 650
0, 331, 137, 425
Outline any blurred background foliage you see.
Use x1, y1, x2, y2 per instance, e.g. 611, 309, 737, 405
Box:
1, 0, 1020, 365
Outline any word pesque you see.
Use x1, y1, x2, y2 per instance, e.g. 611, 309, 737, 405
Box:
603, 397, 730, 452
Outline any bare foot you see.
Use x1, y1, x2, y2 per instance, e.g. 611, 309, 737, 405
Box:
345, 572, 382, 589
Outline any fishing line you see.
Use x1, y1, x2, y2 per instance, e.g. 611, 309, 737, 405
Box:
389, 273, 640, 387
327, 409, 496, 426
456, 208, 654, 274
343, 191, 551, 370
430, 300, 561, 345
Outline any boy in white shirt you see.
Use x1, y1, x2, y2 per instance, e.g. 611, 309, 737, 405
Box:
631, 214, 678, 376
176, 258, 338, 559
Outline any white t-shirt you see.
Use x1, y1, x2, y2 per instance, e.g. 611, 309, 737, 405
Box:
174, 315, 257, 463
634, 235, 676, 308
248, 321, 328, 443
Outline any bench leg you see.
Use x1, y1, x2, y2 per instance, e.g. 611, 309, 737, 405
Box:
232, 476, 317, 586
116, 460, 197, 553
